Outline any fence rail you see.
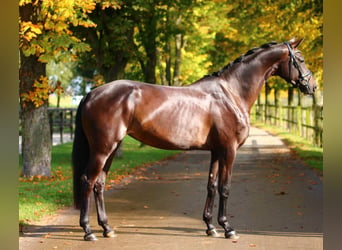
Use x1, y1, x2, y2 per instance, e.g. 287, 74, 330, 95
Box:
48, 108, 77, 144
252, 104, 323, 147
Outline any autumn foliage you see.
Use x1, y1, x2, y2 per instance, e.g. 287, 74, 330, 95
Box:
19, 0, 97, 107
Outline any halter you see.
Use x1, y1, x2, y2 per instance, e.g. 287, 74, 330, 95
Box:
284, 42, 312, 89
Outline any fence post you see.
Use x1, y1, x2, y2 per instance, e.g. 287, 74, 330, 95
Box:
305, 108, 310, 140
296, 106, 301, 136
59, 110, 64, 144
313, 105, 323, 147
70, 110, 74, 140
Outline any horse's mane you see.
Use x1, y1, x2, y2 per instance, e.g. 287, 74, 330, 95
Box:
204, 41, 278, 78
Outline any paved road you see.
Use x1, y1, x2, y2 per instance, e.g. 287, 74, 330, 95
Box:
19, 127, 323, 249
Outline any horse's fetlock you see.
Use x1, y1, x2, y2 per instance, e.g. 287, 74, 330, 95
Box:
218, 216, 228, 226
203, 212, 212, 221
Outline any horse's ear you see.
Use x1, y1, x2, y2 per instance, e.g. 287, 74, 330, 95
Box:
289, 38, 304, 48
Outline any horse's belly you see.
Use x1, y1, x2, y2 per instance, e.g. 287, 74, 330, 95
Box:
128, 117, 211, 150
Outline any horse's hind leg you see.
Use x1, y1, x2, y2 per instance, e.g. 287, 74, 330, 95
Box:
79, 152, 111, 241
93, 146, 120, 238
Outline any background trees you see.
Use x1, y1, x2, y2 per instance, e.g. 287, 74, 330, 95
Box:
19, 0, 323, 176
19, 0, 97, 176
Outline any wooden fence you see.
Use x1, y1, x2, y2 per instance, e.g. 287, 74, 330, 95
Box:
48, 108, 77, 144
47, 105, 323, 148
251, 104, 323, 147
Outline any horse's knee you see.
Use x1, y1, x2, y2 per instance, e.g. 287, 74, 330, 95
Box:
219, 184, 231, 198
94, 180, 105, 194
207, 182, 217, 197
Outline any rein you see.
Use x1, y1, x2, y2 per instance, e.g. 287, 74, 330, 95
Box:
284, 42, 312, 89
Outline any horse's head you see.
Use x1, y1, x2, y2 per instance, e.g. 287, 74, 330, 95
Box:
277, 38, 317, 95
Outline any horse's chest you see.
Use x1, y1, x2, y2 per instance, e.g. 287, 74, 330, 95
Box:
214, 106, 250, 146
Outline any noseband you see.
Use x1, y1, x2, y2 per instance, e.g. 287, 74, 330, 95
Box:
284, 42, 312, 90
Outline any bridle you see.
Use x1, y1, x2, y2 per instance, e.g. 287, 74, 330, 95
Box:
284, 42, 312, 90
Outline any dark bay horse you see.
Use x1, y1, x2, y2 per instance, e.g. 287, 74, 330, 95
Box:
72, 38, 316, 241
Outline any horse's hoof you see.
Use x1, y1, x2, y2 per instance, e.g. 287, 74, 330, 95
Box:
84, 233, 98, 241
206, 228, 221, 237
225, 230, 239, 240
103, 230, 117, 238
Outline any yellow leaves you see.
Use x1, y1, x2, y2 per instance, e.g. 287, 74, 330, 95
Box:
100, 1, 122, 10
20, 21, 43, 43
19, 0, 96, 59
20, 76, 56, 107
92, 74, 106, 87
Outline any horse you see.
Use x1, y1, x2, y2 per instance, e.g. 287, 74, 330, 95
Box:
72, 38, 316, 241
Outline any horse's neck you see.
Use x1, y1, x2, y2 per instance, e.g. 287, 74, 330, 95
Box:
224, 47, 285, 111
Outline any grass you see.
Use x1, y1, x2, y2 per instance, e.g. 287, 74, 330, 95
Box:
19, 136, 179, 225
252, 122, 323, 171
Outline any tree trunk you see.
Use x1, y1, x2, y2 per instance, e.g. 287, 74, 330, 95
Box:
165, 42, 172, 86
173, 33, 183, 86
144, 49, 157, 84
21, 104, 51, 176
20, 54, 51, 177
101, 61, 127, 83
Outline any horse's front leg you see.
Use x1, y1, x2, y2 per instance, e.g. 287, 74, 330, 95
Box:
203, 151, 220, 237
217, 148, 239, 240
94, 170, 116, 238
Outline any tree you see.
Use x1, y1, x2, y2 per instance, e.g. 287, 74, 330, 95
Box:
131, 0, 159, 84
19, 0, 96, 176
208, 0, 322, 105
74, 1, 134, 84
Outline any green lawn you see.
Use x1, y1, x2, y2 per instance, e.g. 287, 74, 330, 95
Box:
19, 136, 179, 225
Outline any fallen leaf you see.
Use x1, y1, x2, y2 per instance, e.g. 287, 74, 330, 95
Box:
43, 233, 51, 239
275, 191, 287, 195
249, 243, 257, 247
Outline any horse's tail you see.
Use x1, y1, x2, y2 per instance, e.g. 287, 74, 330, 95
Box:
72, 96, 89, 209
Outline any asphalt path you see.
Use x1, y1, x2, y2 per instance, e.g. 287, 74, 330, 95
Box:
19, 127, 323, 249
